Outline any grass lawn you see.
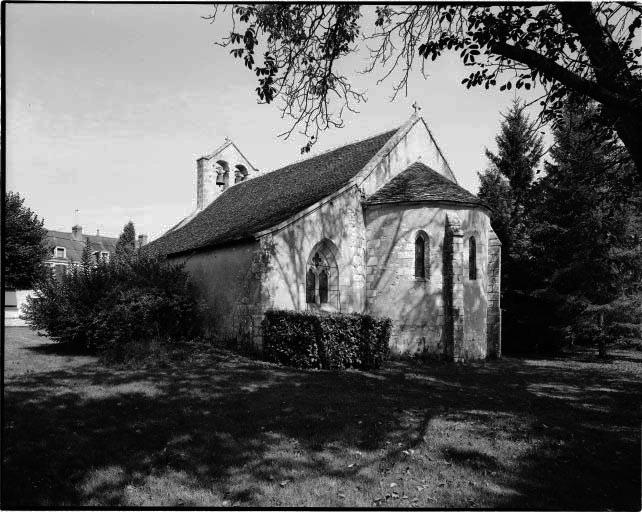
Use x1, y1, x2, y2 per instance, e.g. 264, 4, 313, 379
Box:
3, 327, 641, 508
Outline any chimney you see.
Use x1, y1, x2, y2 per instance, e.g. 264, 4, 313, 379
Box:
72, 224, 83, 241
137, 234, 148, 248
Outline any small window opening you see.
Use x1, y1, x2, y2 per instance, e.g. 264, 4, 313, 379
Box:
469, 236, 477, 280
414, 232, 429, 280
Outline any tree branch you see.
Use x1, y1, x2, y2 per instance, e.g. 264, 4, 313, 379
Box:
491, 41, 641, 114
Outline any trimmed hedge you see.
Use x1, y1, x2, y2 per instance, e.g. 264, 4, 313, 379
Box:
262, 310, 391, 370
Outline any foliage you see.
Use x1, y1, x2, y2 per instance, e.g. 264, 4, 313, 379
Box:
80, 237, 93, 272
262, 310, 391, 370
211, 4, 642, 174
478, 95, 641, 355
484, 100, 544, 205
22, 254, 201, 352
501, 97, 640, 354
4, 191, 49, 290
477, 102, 543, 350
114, 220, 137, 266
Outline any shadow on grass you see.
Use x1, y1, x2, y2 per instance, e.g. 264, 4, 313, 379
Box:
25, 341, 92, 356
3, 336, 641, 508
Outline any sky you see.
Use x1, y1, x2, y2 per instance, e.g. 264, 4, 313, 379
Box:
6, 3, 547, 241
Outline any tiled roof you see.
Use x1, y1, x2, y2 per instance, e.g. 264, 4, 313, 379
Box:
146, 128, 399, 257
46, 230, 118, 262
365, 161, 485, 207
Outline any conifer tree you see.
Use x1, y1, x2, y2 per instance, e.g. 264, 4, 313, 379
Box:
5, 191, 49, 289
80, 237, 93, 273
115, 221, 137, 266
484, 99, 544, 211
528, 98, 640, 355
478, 101, 543, 291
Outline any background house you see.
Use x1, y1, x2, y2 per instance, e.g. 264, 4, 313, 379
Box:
5, 224, 148, 327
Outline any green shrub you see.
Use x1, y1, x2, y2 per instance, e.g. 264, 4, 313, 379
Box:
262, 310, 391, 370
22, 255, 201, 351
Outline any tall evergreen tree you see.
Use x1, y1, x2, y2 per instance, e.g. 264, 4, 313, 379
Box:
115, 221, 136, 266
478, 101, 544, 290
80, 237, 93, 272
528, 98, 640, 355
484, 99, 544, 210
4, 191, 49, 289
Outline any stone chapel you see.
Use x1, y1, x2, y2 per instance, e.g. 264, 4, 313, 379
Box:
146, 111, 501, 361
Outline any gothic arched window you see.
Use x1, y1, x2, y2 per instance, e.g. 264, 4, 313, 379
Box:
306, 240, 339, 308
415, 231, 430, 280
469, 236, 477, 280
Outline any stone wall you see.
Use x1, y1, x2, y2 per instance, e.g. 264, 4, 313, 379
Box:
486, 229, 502, 357
364, 204, 491, 357
261, 187, 367, 314
357, 117, 456, 198
196, 143, 256, 211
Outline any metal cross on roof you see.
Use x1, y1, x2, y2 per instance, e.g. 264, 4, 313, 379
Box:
412, 101, 421, 114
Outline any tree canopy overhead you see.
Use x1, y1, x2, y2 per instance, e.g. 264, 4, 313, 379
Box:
210, 3, 642, 173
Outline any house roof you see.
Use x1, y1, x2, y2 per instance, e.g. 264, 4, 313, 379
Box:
47, 230, 118, 262
146, 128, 399, 257
364, 161, 486, 208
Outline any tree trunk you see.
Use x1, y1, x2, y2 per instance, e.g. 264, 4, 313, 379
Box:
557, 2, 642, 178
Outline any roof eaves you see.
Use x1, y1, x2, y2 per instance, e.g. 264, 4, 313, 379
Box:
167, 234, 256, 258
364, 198, 491, 212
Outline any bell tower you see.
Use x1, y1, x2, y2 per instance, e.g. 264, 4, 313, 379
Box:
196, 138, 257, 211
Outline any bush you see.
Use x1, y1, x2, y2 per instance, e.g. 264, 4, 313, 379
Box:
22, 255, 201, 351
262, 310, 391, 370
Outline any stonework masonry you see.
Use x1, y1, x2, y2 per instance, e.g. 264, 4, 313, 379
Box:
486, 229, 502, 357
364, 204, 491, 357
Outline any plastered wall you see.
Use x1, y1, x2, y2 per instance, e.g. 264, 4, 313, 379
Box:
170, 241, 263, 341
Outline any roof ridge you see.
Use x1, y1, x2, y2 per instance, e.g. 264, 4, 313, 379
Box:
198, 126, 399, 209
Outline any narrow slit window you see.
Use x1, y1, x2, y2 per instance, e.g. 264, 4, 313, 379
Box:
469, 236, 477, 280
415, 232, 429, 279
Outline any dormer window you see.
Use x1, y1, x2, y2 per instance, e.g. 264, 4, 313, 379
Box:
54, 246, 66, 259
100, 251, 110, 262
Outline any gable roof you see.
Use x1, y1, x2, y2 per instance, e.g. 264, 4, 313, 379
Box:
146, 128, 399, 257
47, 231, 118, 261
365, 161, 485, 208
